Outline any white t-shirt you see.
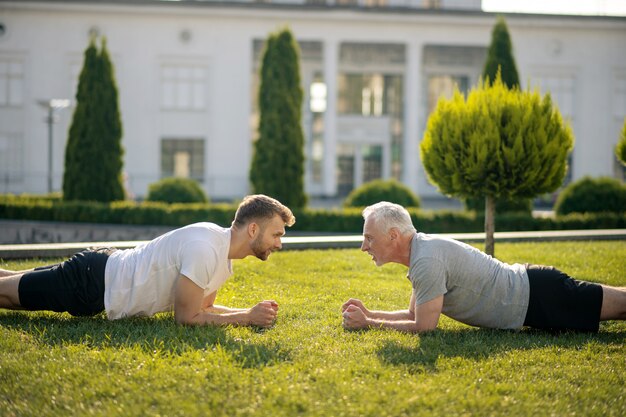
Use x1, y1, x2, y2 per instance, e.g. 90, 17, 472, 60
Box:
104, 223, 232, 319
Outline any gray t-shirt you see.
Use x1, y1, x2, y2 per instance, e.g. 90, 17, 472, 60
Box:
408, 233, 529, 329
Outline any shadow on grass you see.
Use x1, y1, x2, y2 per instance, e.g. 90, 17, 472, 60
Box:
377, 326, 626, 373
0, 311, 289, 369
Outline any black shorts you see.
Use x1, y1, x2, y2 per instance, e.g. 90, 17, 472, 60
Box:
18, 248, 115, 317
523, 264, 603, 332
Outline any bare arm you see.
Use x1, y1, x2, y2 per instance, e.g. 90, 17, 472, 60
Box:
174, 274, 277, 327
201, 290, 246, 314
341, 292, 416, 321
342, 293, 442, 333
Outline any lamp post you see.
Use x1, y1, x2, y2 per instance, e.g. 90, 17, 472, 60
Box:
38, 99, 70, 193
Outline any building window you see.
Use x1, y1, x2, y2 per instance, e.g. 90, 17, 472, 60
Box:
337, 143, 355, 196
338, 42, 405, 181
309, 72, 326, 184
530, 74, 576, 185
423, 44, 486, 119
160, 65, 206, 111
362, 145, 382, 183
0, 132, 23, 187
427, 74, 469, 115
161, 139, 205, 181
0, 58, 24, 107
338, 74, 402, 117
531, 74, 576, 184
531, 75, 576, 120
340, 43, 406, 68
310, 81, 327, 113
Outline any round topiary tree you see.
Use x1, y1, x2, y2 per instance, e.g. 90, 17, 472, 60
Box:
421, 75, 573, 256
616, 117, 626, 166
146, 177, 208, 204
554, 176, 626, 215
343, 179, 420, 208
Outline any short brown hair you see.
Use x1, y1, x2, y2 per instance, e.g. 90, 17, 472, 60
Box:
232, 194, 295, 228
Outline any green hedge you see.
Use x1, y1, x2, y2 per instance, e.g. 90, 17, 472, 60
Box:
554, 176, 626, 215
1, 195, 625, 234
343, 179, 421, 208
146, 177, 209, 204
0, 196, 234, 228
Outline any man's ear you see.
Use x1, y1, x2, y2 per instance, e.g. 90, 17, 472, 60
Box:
247, 222, 259, 238
389, 227, 400, 241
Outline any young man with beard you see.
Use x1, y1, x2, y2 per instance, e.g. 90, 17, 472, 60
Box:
0, 194, 294, 327
342, 201, 626, 333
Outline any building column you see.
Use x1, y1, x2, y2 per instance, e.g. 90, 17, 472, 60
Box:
354, 145, 363, 189
403, 40, 422, 193
323, 39, 338, 197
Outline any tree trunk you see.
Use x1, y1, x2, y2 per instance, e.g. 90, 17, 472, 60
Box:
484, 195, 495, 257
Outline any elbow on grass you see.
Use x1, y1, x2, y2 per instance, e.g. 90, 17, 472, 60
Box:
174, 313, 199, 326
412, 323, 438, 334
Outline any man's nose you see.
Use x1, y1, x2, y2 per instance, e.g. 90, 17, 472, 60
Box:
275, 238, 282, 250
360, 240, 367, 251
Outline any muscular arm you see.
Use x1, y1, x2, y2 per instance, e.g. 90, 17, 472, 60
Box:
174, 274, 276, 327
201, 291, 246, 313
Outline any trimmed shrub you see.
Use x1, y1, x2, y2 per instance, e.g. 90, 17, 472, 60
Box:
554, 176, 626, 215
146, 178, 208, 204
483, 16, 520, 89
343, 179, 420, 208
63, 37, 125, 202
250, 27, 307, 208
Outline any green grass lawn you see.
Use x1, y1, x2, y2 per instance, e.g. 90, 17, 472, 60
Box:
1, 241, 625, 417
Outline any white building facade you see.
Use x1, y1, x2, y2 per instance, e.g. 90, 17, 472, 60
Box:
0, 0, 625, 201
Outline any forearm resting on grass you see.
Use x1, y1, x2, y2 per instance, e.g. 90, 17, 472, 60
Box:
364, 317, 437, 333
341, 292, 418, 321
202, 303, 247, 314
342, 295, 442, 333
366, 309, 415, 320
200, 291, 250, 313
175, 275, 278, 327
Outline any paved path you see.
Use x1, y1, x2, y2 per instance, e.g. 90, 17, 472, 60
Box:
0, 229, 624, 259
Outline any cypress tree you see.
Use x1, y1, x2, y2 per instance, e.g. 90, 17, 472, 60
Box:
617, 117, 626, 166
420, 75, 573, 256
63, 37, 124, 202
483, 16, 520, 89
249, 28, 307, 208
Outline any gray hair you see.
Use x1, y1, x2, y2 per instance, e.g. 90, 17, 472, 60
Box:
362, 201, 416, 235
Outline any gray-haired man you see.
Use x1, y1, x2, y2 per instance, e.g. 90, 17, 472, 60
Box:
342, 201, 626, 333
